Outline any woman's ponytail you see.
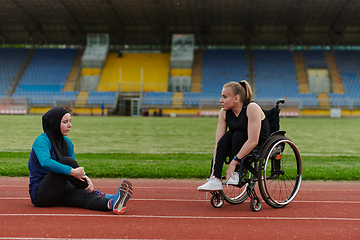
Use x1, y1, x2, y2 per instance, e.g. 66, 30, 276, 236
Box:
239, 80, 252, 103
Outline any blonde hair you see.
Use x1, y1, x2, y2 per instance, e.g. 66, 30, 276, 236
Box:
223, 80, 252, 103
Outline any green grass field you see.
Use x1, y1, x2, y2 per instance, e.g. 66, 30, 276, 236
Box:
0, 115, 359, 180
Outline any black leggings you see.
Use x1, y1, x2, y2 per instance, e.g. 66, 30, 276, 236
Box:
212, 130, 247, 179
34, 156, 109, 211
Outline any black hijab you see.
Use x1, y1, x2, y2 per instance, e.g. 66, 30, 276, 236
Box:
42, 106, 70, 160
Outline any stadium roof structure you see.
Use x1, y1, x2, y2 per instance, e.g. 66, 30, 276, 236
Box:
1, 0, 360, 46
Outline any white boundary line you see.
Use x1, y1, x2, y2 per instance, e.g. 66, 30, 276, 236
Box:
1, 197, 360, 204
1, 185, 360, 192
0, 238, 143, 240
0, 213, 359, 221
2, 149, 360, 157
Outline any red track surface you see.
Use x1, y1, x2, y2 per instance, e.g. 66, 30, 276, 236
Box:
0, 177, 359, 239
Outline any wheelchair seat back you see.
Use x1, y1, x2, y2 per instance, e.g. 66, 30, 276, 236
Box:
263, 99, 284, 134
263, 106, 280, 134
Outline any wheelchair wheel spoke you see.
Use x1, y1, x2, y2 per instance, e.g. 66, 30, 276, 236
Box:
258, 136, 302, 208
221, 172, 255, 204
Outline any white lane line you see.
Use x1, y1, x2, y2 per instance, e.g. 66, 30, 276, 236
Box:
0, 238, 145, 240
0, 213, 359, 221
1, 197, 360, 204
0, 197, 205, 202
1, 185, 360, 192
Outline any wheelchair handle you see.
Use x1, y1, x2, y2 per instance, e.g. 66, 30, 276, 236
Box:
276, 99, 285, 106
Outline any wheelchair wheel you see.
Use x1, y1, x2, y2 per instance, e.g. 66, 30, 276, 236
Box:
250, 197, 262, 212
258, 135, 302, 208
221, 168, 256, 205
210, 192, 224, 208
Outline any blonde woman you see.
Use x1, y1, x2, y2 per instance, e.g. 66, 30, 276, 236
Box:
198, 80, 270, 191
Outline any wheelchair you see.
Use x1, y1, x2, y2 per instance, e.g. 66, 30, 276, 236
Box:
209, 99, 302, 212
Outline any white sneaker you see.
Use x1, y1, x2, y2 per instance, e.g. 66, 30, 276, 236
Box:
198, 178, 223, 191
206, 176, 215, 181
227, 172, 239, 185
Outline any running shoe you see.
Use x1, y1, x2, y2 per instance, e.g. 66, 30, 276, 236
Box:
197, 178, 223, 191
112, 179, 133, 215
93, 190, 115, 199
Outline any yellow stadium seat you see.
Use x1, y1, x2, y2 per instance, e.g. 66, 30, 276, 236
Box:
81, 68, 101, 76
170, 68, 192, 76
98, 53, 170, 92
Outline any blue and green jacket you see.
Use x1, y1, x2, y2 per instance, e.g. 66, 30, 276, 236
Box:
28, 133, 75, 204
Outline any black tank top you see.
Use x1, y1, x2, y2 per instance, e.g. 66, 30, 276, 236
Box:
225, 103, 270, 146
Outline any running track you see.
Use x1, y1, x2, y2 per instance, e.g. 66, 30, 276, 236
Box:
0, 177, 359, 239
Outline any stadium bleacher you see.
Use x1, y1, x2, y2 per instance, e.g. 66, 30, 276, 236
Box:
0, 48, 29, 96
87, 91, 117, 105
332, 50, 360, 108
201, 49, 248, 98
142, 92, 173, 105
102, 53, 171, 108
13, 91, 78, 105
183, 92, 201, 106
254, 50, 318, 107
99, 53, 170, 92
2, 47, 360, 116
181, 49, 249, 107
302, 50, 328, 69
13, 48, 78, 105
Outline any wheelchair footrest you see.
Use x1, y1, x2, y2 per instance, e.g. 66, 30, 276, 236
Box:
246, 184, 258, 200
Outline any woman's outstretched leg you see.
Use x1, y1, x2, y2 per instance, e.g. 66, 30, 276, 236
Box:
92, 190, 114, 199
58, 179, 134, 214
60, 156, 115, 199
58, 184, 110, 211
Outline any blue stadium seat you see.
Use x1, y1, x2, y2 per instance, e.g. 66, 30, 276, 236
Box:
142, 91, 173, 105
13, 48, 78, 104
0, 48, 29, 96
87, 91, 117, 105
332, 50, 360, 107
302, 50, 328, 69
183, 92, 201, 106
254, 50, 318, 106
201, 49, 248, 99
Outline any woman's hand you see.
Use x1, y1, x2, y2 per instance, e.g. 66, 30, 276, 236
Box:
226, 160, 238, 182
70, 167, 85, 181
84, 176, 94, 192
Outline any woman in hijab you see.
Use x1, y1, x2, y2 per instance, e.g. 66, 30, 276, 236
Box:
28, 106, 132, 215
